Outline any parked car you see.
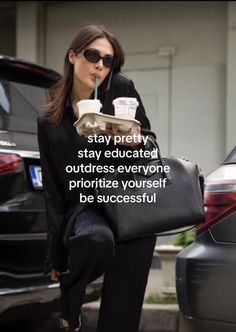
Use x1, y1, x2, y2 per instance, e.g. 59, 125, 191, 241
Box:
0, 55, 101, 326
176, 146, 236, 332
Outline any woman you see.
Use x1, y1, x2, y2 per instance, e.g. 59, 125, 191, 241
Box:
38, 25, 156, 332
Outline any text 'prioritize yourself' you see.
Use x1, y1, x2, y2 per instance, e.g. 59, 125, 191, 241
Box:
66, 135, 170, 203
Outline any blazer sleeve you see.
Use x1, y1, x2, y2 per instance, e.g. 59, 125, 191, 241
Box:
37, 118, 68, 272
126, 79, 151, 130
126, 82, 157, 155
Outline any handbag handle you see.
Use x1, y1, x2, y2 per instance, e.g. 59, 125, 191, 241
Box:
142, 136, 204, 184
136, 135, 172, 183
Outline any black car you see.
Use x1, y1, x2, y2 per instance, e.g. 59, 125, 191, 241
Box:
176, 146, 236, 332
0, 55, 101, 326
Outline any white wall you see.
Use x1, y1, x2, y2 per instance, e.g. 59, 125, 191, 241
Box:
172, 64, 226, 172
227, 1, 236, 155
44, 1, 226, 71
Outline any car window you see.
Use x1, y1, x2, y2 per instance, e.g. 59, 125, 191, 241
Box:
225, 146, 236, 163
0, 79, 49, 133
0, 82, 10, 114
206, 164, 236, 181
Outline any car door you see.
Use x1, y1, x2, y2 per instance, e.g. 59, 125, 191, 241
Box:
0, 78, 49, 287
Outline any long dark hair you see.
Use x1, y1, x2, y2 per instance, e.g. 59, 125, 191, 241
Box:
44, 25, 125, 126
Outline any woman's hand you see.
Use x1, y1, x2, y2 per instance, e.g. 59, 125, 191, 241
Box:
51, 269, 62, 281
106, 126, 142, 149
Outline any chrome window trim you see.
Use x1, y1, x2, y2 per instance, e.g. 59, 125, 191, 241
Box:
0, 148, 40, 159
0, 233, 47, 241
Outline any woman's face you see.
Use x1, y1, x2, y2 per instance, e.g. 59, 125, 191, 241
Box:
69, 37, 114, 96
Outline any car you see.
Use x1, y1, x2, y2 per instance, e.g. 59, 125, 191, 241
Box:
0, 55, 101, 326
176, 145, 236, 332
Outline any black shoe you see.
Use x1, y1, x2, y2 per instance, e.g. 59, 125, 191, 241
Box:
59, 316, 82, 332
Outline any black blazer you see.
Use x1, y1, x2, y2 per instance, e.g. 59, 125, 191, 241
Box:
38, 72, 155, 272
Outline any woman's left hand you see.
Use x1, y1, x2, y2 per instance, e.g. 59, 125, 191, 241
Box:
106, 126, 142, 149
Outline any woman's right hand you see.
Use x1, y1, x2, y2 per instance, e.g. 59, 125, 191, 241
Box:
51, 269, 62, 281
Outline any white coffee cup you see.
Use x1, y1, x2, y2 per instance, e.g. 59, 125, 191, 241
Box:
112, 97, 139, 119
76, 99, 102, 119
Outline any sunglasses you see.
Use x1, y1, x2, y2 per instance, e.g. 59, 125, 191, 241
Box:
83, 49, 115, 69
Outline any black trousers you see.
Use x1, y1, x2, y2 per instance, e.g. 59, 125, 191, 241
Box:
59, 207, 156, 332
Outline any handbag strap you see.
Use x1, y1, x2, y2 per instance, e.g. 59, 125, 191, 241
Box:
138, 135, 172, 183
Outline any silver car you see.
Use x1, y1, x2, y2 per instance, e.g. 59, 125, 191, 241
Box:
176, 146, 236, 332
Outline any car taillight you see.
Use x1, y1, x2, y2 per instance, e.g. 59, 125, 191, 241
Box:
0, 153, 23, 174
197, 164, 236, 234
197, 189, 236, 234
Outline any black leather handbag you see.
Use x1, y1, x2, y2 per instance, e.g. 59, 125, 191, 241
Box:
95, 138, 205, 241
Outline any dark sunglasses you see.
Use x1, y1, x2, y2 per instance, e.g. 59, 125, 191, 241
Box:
83, 49, 115, 69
